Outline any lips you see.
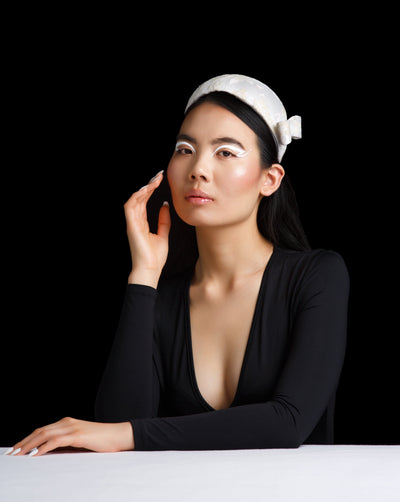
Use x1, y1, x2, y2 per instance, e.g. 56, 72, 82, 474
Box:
184, 189, 214, 204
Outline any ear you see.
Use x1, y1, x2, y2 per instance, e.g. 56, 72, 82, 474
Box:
260, 164, 285, 197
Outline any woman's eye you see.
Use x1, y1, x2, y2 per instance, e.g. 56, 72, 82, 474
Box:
217, 150, 234, 158
213, 144, 250, 158
177, 148, 193, 155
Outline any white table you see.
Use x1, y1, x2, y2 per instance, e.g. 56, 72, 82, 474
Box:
1, 445, 399, 501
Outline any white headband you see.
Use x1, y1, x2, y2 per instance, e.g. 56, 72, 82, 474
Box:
185, 74, 301, 162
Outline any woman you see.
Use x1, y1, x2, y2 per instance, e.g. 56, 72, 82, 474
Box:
6, 74, 349, 456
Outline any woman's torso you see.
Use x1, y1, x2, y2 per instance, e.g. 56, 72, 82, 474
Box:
154, 247, 317, 415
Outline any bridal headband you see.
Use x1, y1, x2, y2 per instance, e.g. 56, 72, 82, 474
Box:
185, 74, 301, 162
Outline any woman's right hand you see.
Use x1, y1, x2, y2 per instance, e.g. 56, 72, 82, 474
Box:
124, 170, 171, 288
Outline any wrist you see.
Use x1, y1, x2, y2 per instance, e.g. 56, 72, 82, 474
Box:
128, 268, 160, 289
113, 422, 135, 451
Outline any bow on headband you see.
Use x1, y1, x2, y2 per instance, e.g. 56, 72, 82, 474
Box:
276, 115, 302, 146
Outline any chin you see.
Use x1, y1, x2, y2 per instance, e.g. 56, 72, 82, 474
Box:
173, 202, 216, 227
174, 203, 247, 230
176, 211, 216, 228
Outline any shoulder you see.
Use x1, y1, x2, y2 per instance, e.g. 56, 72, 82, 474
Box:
273, 248, 350, 304
275, 247, 349, 279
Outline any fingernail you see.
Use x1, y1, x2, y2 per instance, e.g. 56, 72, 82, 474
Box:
11, 448, 21, 456
3, 447, 14, 455
149, 170, 164, 183
28, 448, 39, 457
163, 201, 169, 207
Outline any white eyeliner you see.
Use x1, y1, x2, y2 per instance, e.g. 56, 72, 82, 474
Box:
175, 141, 196, 155
213, 145, 252, 157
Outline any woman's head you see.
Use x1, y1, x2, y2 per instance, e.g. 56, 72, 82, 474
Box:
167, 96, 285, 230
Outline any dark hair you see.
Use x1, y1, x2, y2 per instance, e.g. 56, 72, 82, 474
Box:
148, 91, 310, 280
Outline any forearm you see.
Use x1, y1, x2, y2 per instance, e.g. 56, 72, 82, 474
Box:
131, 401, 301, 451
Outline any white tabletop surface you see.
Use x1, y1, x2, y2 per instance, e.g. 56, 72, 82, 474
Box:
1, 445, 399, 501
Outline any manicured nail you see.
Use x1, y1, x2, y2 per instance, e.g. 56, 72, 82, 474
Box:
11, 448, 21, 456
3, 447, 14, 455
163, 201, 169, 207
28, 448, 39, 457
149, 170, 164, 183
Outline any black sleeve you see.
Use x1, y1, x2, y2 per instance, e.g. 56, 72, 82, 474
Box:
95, 284, 161, 422
131, 251, 350, 450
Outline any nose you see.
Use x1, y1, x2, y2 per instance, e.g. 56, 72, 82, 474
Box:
188, 155, 210, 182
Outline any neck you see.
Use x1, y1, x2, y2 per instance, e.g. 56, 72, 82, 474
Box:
193, 221, 273, 288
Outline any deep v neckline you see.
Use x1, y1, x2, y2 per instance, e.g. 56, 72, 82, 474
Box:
184, 248, 277, 411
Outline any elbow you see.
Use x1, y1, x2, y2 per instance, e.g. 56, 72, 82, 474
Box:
287, 434, 303, 449
266, 399, 305, 449
277, 428, 303, 449
257, 428, 302, 450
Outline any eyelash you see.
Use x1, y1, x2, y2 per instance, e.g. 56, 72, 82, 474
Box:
176, 148, 194, 155
214, 145, 249, 158
215, 149, 236, 158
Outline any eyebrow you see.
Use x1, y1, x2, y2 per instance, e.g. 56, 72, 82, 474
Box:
176, 133, 197, 144
176, 134, 245, 150
211, 137, 246, 150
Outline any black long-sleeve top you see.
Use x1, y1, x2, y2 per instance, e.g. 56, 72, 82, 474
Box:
95, 247, 350, 450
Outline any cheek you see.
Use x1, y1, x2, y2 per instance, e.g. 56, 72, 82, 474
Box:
166, 160, 185, 204
220, 163, 262, 196
167, 160, 179, 190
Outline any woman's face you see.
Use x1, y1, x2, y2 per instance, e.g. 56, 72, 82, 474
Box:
167, 102, 274, 229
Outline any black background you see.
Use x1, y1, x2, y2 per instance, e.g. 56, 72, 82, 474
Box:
1, 11, 397, 446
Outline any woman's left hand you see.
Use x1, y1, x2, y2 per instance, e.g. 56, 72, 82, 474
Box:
5, 417, 135, 457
